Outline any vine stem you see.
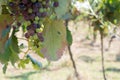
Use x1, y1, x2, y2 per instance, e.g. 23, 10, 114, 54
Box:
68, 45, 80, 80
86, 0, 107, 79
100, 31, 107, 80
65, 20, 80, 80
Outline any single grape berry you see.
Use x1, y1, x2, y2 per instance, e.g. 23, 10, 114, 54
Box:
37, 33, 44, 42
26, 3, 32, 7
29, 13, 35, 20
33, 7, 39, 13
53, 1, 59, 7
34, 23, 40, 28
33, 2, 42, 8
36, 12, 41, 17
43, 4, 49, 8
25, 32, 30, 38
8, 2, 15, 7
22, 0, 28, 4
41, 12, 47, 17
31, 0, 37, 3
37, 24, 40, 28
32, 23, 37, 28
46, 0, 50, 3
13, 26, 16, 30
17, 22, 21, 27
27, 26, 31, 30
19, 3, 26, 10
24, 15, 30, 20
28, 29, 35, 36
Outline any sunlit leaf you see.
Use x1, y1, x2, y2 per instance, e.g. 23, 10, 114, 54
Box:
66, 27, 73, 45
41, 19, 67, 60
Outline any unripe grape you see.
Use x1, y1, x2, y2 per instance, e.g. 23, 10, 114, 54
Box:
39, 8, 44, 13
28, 8, 33, 13
31, 0, 37, 3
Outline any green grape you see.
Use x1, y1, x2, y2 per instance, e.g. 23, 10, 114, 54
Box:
39, 8, 44, 13
31, 0, 37, 3
35, 16, 40, 21
28, 8, 33, 13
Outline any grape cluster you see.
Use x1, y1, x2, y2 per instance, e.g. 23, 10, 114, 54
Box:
8, 0, 59, 42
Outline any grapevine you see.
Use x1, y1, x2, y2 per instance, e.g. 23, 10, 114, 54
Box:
0, 0, 120, 80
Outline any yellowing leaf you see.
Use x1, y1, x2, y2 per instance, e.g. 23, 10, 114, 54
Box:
41, 19, 67, 60
0, 14, 13, 54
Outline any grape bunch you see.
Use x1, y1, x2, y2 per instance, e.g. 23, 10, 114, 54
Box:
8, 0, 59, 42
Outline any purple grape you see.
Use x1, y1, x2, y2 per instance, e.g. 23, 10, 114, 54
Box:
27, 26, 31, 30
37, 33, 44, 42
21, 10, 28, 15
36, 24, 40, 28
43, 4, 49, 8
24, 15, 30, 20
13, 26, 16, 30
36, 12, 41, 17
41, 12, 47, 17
53, 1, 59, 7
17, 22, 21, 27
29, 13, 35, 20
32, 23, 37, 28
25, 32, 30, 38
8, 2, 15, 7
26, 3, 32, 7
33, 2, 42, 8
28, 29, 35, 36
19, 3, 26, 10
33, 7, 39, 13
46, 0, 50, 3
33, 23, 40, 28
31, 24, 37, 30
22, 0, 28, 4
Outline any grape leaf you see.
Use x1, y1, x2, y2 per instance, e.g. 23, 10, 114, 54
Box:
0, 30, 20, 65
18, 59, 29, 69
27, 54, 42, 69
0, 14, 13, 40
2, 26, 10, 38
55, 0, 71, 19
3, 63, 8, 74
0, 1, 8, 14
41, 19, 67, 60
66, 27, 73, 45
0, 14, 13, 58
